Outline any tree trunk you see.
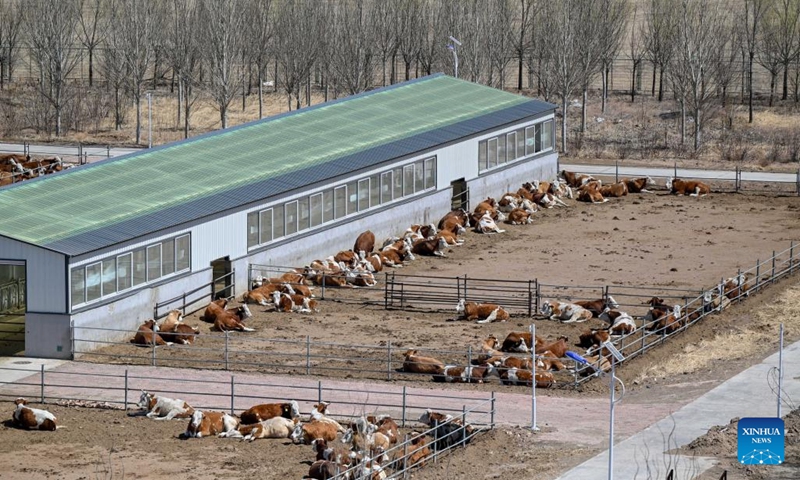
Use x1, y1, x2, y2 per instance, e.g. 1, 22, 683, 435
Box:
602, 68, 607, 113
274, 60, 278, 93
404, 60, 410, 81
748, 52, 754, 123
390, 52, 397, 84
517, 52, 524, 90
694, 107, 701, 151
184, 84, 191, 139
287, 93, 292, 111
580, 88, 587, 133
177, 76, 182, 128
135, 94, 142, 144
680, 100, 685, 145
561, 97, 568, 154
306, 72, 311, 107
382, 54, 387, 87
88, 48, 94, 87
258, 65, 264, 119
631, 61, 637, 103
651, 61, 657, 97
220, 104, 227, 129
722, 84, 727, 108
769, 71, 776, 107
114, 87, 121, 130
658, 66, 664, 102
242, 74, 247, 112
783, 62, 789, 101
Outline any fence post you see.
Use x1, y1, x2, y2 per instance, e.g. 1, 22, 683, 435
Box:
318, 381, 323, 404
535, 279, 541, 314
124, 369, 129, 410
224, 331, 229, 370
736, 268, 742, 302
615, 160, 619, 183
306, 335, 311, 375
182, 293, 186, 315
527, 280, 533, 317
674, 161, 677, 180
402, 433, 409, 479
321, 272, 326, 300
772, 251, 776, 284
756, 259, 761, 292
40, 364, 45, 403
490, 391, 496, 429
467, 345, 473, 368
464, 274, 468, 300
229, 375, 235, 414
387, 340, 392, 381
106, 145, 111, 158
461, 405, 468, 447
796, 169, 799, 195
151, 328, 157, 366
401, 386, 407, 427
384, 272, 389, 309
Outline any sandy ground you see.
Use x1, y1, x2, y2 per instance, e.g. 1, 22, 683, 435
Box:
6, 190, 800, 479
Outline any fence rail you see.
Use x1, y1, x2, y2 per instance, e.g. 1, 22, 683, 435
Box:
153, 270, 235, 320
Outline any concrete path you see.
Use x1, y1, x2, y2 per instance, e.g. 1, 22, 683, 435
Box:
562, 163, 799, 185
557, 339, 800, 480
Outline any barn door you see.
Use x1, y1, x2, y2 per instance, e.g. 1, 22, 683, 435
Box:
210, 257, 232, 300
450, 178, 469, 211
0, 261, 26, 356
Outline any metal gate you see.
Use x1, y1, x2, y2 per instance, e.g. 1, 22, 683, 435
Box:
0, 271, 26, 355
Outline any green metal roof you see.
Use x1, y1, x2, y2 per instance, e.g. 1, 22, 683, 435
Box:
0, 74, 553, 255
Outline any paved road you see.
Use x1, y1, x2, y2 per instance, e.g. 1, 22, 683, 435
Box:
562, 163, 800, 184
0, 141, 143, 162
558, 339, 800, 480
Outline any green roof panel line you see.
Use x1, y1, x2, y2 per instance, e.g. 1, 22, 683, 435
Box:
0, 74, 553, 255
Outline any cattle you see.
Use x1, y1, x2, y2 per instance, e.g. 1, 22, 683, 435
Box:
363, 253, 384, 272
411, 236, 449, 257
240, 400, 300, 425
402, 349, 445, 374
489, 355, 533, 371
573, 296, 620, 318
560, 170, 598, 188
405, 224, 438, 242
242, 282, 286, 306
211, 304, 254, 332
438, 209, 470, 233
599, 181, 628, 198
500, 331, 544, 353
272, 291, 318, 313
703, 289, 731, 313
138, 390, 194, 420
579, 354, 612, 377
343, 417, 392, 459
532, 191, 569, 208
418, 409, 459, 428
182, 410, 239, 438
220, 416, 298, 441
498, 193, 522, 212
644, 304, 683, 334
506, 207, 533, 225
345, 266, 378, 287
432, 364, 496, 384
395, 432, 431, 469
308, 402, 347, 433
598, 308, 637, 335
436, 230, 464, 246
476, 334, 501, 363
312, 438, 351, 465
366, 415, 399, 445
666, 177, 711, 197
475, 212, 506, 234
12, 398, 57, 431
540, 300, 594, 323
163, 323, 200, 345
429, 419, 474, 452
130, 319, 170, 346
623, 177, 655, 193
723, 273, 751, 300
577, 181, 607, 204
455, 299, 510, 324
353, 230, 376, 259
158, 309, 184, 333
575, 329, 611, 350
535, 335, 570, 358
333, 250, 359, 267
536, 350, 567, 371
549, 179, 574, 199
290, 420, 341, 444
499, 367, 555, 387
306, 460, 346, 480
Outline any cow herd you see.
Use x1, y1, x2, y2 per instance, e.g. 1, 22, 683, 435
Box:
0, 154, 70, 187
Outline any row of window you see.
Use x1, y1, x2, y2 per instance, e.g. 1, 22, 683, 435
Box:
478, 119, 553, 172
247, 157, 436, 248
70, 234, 191, 308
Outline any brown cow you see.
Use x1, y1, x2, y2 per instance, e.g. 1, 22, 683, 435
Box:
182, 410, 239, 438
577, 181, 607, 204
402, 350, 445, 374
207, 303, 254, 332
433, 364, 496, 384
499, 367, 554, 387
599, 182, 628, 198
240, 400, 300, 424
501, 331, 543, 353
438, 209, 470, 232
535, 336, 569, 358
12, 398, 57, 431
560, 170, 598, 188
623, 177, 655, 193
667, 178, 711, 197
411, 237, 449, 257
455, 299, 509, 323
573, 296, 619, 318
130, 319, 169, 346
290, 420, 340, 444
353, 230, 376, 259
506, 207, 533, 225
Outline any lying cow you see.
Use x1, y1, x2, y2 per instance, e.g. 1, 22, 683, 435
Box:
577, 181, 607, 204
240, 400, 300, 424
455, 299, 509, 323
540, 300, 594, 323
220, 416, 297, 441
666, 177, 711, 197
402, 349, 445, 374
433, 365, 496, 384
623, 177, 655, 193
411, 237, 449, 257
506, 208, 533, 225
500, 331, 543, 353
290, 420, 340, 444
138, 390, 194, 420
574, 296, 619, 318
598, 308, 637, 335
12, 398, 58, 431
182, 410, 239, 438
599, 181, 628, 198
499, 367, 554, 388
560, 170, 598, 188
475, 212, 505, 234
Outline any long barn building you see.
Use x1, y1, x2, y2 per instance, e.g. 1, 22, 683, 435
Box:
0, 74, 557, 359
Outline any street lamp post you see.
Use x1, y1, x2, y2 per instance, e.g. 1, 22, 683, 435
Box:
146, 92, 153, 148
448, 36, 461, 79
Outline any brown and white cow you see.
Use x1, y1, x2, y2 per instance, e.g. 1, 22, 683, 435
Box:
575, 329, 611, 350
397, 432, 431, 469
209, 303, 254, 332
290, 420, 341, 444
438, 209, 470, 233
272, 291, 318, 313
311, 437, 351, 465
333, 250, 359, 267
535, 335, 570, 358
411, 237, 449, 257
666, 178, 711, 197
354, 230, 376, 259
436, 230, 464, 246
308, 402, 347, 433
499, 367, 554, 387
455, 299, 510, 323
573, 296, 620, 318
723, 273, 751, 300
12, 398, 57, 431
501, 331, 544, 353
532, 191, 569, 208
540, 300, 594, 323
183, 410, 239, 438
623, 177, 655, 193
599, 181, 628, 198
506, 208, 533, 225
130, 319, 170, 346
220, 416, 298, 441
577, 181, 607, 204
644, 304, 683, 334
240, 400, 300, 424
433, 364, 496, 384
402, 350, 445, 374
366, 415, 400, 445
138, 390, 194, 420
598, 308, 637, 335
560, 170, 598, 188
498, 193, 522, 212
474, 212, 506, 234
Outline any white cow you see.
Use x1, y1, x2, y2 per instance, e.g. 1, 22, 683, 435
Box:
138, 390, 195, 420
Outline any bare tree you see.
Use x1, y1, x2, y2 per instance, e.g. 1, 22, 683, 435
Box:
370, 0, 398, 87
482, 0, 514, 88
200, 0, 246, 128
395, 0, 422, 81
418, 0, 447, 78
274, 0, 325, 110
759, 3, 786, 107
743, 0, 770, 122
511, 0, 537, 90
99, 17, 127, 131
246, 0, 273, 119
768, 0, 800, 100
23, 0, 81, 136
597, 0, 631, 113
77, 0, 107, 87
644, 0, 677, 102
165, 0, 201, 138
109, 0, 157, 144
452, 1, 486, 84
0, 0, 23, 87
670, 0, 730, 150
572, 1, 604, 133
713, 14, 744, 108
330, 0, 374, 95
629, 5, 647, 102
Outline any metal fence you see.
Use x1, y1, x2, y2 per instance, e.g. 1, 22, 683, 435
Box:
0, 277, 25, 349
153, 270, 235, 320
0, 141, 142, 165
248, 264, 379, 303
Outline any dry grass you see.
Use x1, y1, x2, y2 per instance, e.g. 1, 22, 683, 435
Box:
634, 285, 800, 382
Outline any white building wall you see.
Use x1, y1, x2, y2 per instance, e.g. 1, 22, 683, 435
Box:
0, 235, 66, 313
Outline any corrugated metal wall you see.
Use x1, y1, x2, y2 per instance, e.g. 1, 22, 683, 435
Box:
0, 235, 66, 313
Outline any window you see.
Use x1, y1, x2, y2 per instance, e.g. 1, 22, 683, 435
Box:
285, 201, 298, 235
298, 197, 310, 231
347, 181, 358, 214
506, 132, 517, 160
334, 185, 347, 218
323, 189, 334, 223
403, 164, 415, 196
117, 253, 132, 291
310, 193, 323, 227
525, 126, 536, 156
369, 174, 380, 207
381, 171, 393, 203
247, 212, 259, 248
147, 244, 161, 282
393, 167, 403, 199
478, 140, 487, 171
424, 157, 436, 189
86, 262, 101, 302
497, 135, 507, 165
358, 178, 370, 211
488, 138, 497, 169
516, 128, 525, 157
535, 123, 543, 152
260, 209, 273, 243
133, 248, 146, 286
176, 235, 190, 271
414, 160, 424, 192
102, 258, 116, 296
273, 204, 285, 238
541, 120, 553, 151
71, 267, 85, 307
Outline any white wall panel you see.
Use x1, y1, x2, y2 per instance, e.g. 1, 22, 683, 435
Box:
0, 235, 66, 313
